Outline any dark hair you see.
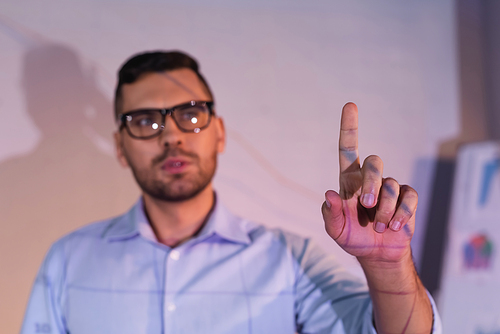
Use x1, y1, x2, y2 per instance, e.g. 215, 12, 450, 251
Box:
114, 50, 213, 119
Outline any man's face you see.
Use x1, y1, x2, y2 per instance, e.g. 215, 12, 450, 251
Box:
114, 69, 225, 202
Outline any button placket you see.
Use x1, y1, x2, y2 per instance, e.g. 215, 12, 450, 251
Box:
164, 248, 181, 333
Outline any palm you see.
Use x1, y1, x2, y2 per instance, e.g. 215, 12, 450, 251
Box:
337, 172, 413, 262
323, 103, 417, 264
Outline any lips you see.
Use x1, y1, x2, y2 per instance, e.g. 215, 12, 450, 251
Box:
161, 158, 191, 174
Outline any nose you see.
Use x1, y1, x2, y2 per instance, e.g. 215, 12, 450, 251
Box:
158, 113, 183, 147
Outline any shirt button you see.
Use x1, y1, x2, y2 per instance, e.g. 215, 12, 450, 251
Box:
167, 303, 176, 312
170, 250, 180, 261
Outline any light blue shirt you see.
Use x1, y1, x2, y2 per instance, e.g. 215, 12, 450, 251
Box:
22, 198, 441, 333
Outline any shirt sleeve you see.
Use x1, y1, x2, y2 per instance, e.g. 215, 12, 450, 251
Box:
21, 243, 68, 334
291, 236, 442, 334
290, 236, 375, 333
427, 290, 443, 334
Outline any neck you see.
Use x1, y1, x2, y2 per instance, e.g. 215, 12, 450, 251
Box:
142, 185, 215, 248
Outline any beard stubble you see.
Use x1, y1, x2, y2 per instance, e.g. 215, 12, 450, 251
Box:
128, 146, 217, 202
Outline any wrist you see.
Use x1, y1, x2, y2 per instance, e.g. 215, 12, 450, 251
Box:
362, 253, 433, 333
358, 250, 413, 271
358, 252, 418, 292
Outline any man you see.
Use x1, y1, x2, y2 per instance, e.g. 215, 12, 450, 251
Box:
22, 51, 440, 333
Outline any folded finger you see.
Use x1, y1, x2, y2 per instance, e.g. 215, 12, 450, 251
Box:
360, 155, 384, 208
373, 177, 400, 233
323, 190, 345, 240
389, 185, 418, 232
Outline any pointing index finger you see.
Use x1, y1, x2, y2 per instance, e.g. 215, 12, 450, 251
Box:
339, 102, 360, 173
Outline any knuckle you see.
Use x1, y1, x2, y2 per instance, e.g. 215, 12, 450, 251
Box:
380, 192, 396, 201
399, 202, 414, 216
365, 154, 384, 166
381, 181, 399, 199
401, 189, 419, 204
339, 145, 357, 152
384, 177, 399, 185
401, 184, 417, 196
362, 161, 382, 176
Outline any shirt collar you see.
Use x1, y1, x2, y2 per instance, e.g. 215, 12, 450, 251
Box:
104, 196, 251, 245
102, 199, 142, 242
195, 198, 251, 245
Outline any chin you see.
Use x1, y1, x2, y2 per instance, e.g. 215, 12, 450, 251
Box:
143, 179, 211, 203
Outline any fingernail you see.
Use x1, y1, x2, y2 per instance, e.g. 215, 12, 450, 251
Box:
362, 194, 375, 207
390, 221, 401, 231
375, 222, 386, 233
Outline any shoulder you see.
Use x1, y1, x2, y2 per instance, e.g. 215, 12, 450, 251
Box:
217, 200, 328, 265
41, 208, 133, 268
54, 214, 126, 248
248, 224, 306, 248
245, 222, 327, 265
244, 220, 356, 278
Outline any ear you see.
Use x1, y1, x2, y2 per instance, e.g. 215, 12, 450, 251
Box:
214, 116, 226, 153
114, 131, 129, 168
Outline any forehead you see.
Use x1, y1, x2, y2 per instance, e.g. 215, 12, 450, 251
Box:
120, 69, 210, 113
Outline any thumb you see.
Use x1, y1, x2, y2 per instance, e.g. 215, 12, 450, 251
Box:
322, 190, 345, 240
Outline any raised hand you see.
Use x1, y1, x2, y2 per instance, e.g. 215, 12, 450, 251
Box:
322, 103, 435, 333
322, 102, 418, 264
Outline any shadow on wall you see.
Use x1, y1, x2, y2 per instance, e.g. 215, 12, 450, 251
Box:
0, 44, 138, 332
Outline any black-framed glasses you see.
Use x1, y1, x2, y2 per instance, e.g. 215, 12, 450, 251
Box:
119, 101, 214, 139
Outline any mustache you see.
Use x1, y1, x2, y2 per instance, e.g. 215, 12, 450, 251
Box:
152, 147, 199, 165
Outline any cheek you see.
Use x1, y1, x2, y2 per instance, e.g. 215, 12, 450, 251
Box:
122, 140, 159, 167
196, 133, 221, 157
